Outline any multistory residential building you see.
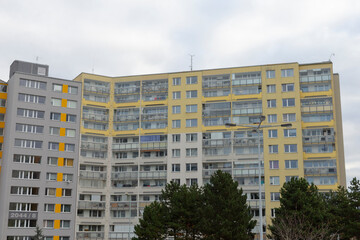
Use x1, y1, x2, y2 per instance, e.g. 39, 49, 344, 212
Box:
0, 79, 7, 175
73, 61, 345, 239
0, 61, 82, 240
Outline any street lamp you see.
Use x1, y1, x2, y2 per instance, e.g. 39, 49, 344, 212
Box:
226, 116, 292, 240
125, 193, 132, 240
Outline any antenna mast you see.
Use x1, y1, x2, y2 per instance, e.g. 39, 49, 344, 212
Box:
189, 54, 195, 71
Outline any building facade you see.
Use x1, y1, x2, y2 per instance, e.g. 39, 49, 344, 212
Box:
0, 61, 82, 240
0, 79, 7, 175
73, 61, 345, 239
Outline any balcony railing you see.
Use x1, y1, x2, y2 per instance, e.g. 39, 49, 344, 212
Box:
232, 78, 261, 86
81, 143, 108, 151
232, 107, 262, 115
233, 138, 261, 147
303, 135, 335, 144
84, 85, 110, 94
202, 81, 230, 89
301, 105, 333, 113
140, 142, 167, 150
80, 171, 107, 180
304, 167, 337, 175
203, 109, 231, 117
142, 113, 168, 121
83, 113, 109, 122
300, 74, 331, 83
78, 201, 106, 210
110, 201, 138, 210
142, 85, 168, 93
139, 171, 167, 179
247, 199, 266, 208
111, 172, 138, 180
203, 139, 232, 147
233, 168, 264, 177
113, 115, 139, 122
114, 87, 140, 95
203, 169, 232, 177
77, 232, 104, 239
112, 143, 139, 151
109, 232, 134, 240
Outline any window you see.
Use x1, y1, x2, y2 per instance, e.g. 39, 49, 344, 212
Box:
66, 114, 76, 123
15, 124, 43, 134
44, 204, 55, 212
17, 108, 45, 119
45, 188, 56, 196
282, 98, 295, 107
51, 98, 62, 107
60, 220, 70, 228
285, 160, 298, 169
172, 134, 180, 142
65, 144, 75, 152
267, 99, 276, 108
53, 84, 62, 92
269, 145, 278, 154
172, 179, 180, 184
269, 160, 279, 169
282, 83, 294, 92
286, 176, 299, 182
186, 163, 198, 171
47, 157, 58, 166
173, 77, 181, 85
13, 155, 41, 164
271, 192, 280, 201
270, 176, 280, 185
48, 142, 59, 151
268, 129, 278, 138
43, 220, 54, 228
186, 148, 198, 157
283, 113, 296, 122
266, 70, 275, 79
172, 149, 180, 157
268, 114, 277, 123
19, 78, 46, 89
173, 91, 181, 99
63, 174, 73, 182
186, 119, 197, 127
64, 158, 74, 167
186, 178, 198, 186
271, 208, 276, 218
172, 164, 180, 172
186, 76, 198, 84
186, 90, 197, 98
285, 144, 297, 153
66, 129, 76, 137
172, 105, 181, 114
68, 86, 78, 94
0, 85, 6, 92
50, 112, 61, 121
172, 120, 181, 128
10, 186, 39, 196
14, 139, 42, 149
267, 84, 276, 93
62, 188, 72, 197
186, 104, 197, 113
0, 99, 6, 107
67, 100, 77, 108
18, 93, 45, 104
49, 127, 60, 136
46, 173, 57, 181
284, 129, 297, 137
186, 133, 197, 142
281, 69, 294, 77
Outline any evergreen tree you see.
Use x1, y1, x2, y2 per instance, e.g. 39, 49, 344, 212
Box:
132, 201, 168, 240
347, 177, 360, 239
201, 170, 256, 240
268, 178, 334, 240
33, 226, 44, 240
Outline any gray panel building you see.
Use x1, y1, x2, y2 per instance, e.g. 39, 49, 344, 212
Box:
0, 61, 81, 240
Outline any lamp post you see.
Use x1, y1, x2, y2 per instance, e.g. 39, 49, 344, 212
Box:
226, 116, 291, 240
126, 193, 131, 240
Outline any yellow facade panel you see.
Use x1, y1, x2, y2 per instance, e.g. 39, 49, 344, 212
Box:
59, 143, 65, 152
61, 99, 67, 108
58, 157, 64, 167
55, 188, 62, 197
62, 84, 68, 93
0, 107, 6, 114
54, 220, 60, 229
60, 128, 66, 137
60, 113, 67, 122
57, 173, 63, 182
55, 204, 61, 213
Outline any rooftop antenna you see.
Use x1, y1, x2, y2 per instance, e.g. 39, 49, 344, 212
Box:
36, 56, 39, 62
189, 54, 195, 71
329, 53, 335, 62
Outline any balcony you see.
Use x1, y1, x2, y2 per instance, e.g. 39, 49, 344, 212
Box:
203, 139, 232, 147
304, 167, 337, 176
233, 168, 264, 177
247, 199, 266, 208
81, 142, 108, 151
78, 201, 106, 210
77, 232, 104, 240
83, 113, 109, 122
203, 168, 232, 178
301, 105, 333, 113
139, 171, 167, 179
111, 172, 138, 180
232, 107, 262, 115
112, 143, 139, 151
300, 74, 331, 83
80, 171, 107, 180
84, 85, 110, 95
233, 138, 261, 147
142, 113, 167, 121
113, 115, 139, 122
202, 81, 230, 89
303, 135, 335, 144
140, 141, 167, 150
114, 86, 140, 95
109, 232, 133, 240
110, 201, 138, 210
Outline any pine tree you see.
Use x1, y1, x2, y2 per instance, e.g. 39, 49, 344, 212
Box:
201, 170, 256, 240
33, 226, 44, 240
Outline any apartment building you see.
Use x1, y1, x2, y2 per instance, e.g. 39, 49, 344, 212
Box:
0, 79, 7, 175
73, 61, 345, 239
0, 61, 82, 240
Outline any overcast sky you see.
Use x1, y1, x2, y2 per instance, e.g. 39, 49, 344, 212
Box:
0, 0, 359, 184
